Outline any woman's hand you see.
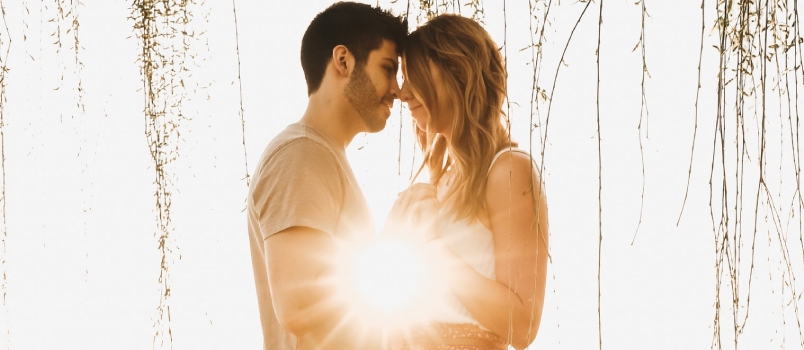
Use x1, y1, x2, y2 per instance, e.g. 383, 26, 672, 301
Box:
381, 183, 439, 243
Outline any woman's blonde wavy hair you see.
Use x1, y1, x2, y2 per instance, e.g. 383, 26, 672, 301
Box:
405, 14, 516, 221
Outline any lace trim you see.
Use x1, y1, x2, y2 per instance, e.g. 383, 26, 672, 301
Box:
396, 323, 506, 350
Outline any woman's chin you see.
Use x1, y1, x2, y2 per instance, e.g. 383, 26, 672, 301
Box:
412, 117, 427, 131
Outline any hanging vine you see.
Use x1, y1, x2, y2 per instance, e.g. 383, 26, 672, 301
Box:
526, 0, 555, 346
71, 0, 83, 116
704, 0, 804, 348
51, 0, 85, 117
131, 0, 194, 348
595, 2, 604, 349
541, 0, 592, 165
231, 0, 248, 188
0, 0, 8, 347
54, 0, 66, 86
677, 0, 707, 228
467, 0, 484, 23
631, 0, 649, 245
417, 0, 437, 21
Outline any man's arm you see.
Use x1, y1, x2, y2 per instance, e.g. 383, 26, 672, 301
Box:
266, 226, 339, 336
266, 226, 380, 350
253, 138, 381, 349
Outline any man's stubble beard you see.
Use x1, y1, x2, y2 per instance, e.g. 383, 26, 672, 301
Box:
345, 64, 387, 133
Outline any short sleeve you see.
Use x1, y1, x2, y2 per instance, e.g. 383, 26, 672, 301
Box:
250, 138, 343, 240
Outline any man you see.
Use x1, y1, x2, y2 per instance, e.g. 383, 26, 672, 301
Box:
247, 2, 407, 349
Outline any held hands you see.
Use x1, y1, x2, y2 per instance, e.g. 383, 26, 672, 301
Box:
381, 183, 440, 244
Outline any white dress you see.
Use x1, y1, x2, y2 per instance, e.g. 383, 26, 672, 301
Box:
424, 148, 535, 329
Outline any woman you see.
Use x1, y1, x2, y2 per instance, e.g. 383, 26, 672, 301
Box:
390, 14, 549, 350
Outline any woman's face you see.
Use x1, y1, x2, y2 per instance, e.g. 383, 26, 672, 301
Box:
400, 57, 452, 136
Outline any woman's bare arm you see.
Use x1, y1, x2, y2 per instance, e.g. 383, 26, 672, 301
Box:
432, 151, 549, 350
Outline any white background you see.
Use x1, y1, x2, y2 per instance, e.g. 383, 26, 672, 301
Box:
0, 0, 802, 349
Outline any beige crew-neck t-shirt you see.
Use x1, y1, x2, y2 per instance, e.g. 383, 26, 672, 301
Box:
247, 122, 374, 350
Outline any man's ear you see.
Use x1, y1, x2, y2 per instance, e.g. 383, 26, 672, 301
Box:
332, 45, 352, 77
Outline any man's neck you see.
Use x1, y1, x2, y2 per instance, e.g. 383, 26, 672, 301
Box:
301, 93, 361, 149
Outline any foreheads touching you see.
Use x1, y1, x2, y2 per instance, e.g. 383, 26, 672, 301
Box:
301, 2, 408, 96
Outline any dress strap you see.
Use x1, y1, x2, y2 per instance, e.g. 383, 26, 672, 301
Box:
487, 148, 534, 176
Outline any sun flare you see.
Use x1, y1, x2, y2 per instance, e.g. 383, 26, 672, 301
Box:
336, 237, 427, 326
354, 240, 423, 311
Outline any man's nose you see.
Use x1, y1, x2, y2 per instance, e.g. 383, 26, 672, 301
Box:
390, 78, 401, 99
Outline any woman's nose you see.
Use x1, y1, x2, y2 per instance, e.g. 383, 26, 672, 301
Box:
399, 81, 413, 102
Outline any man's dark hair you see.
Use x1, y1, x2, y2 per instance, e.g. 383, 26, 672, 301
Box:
301, 2, 407, 96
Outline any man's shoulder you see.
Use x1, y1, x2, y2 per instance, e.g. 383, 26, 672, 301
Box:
248, 124, 345, 195
262, 123, 338, 165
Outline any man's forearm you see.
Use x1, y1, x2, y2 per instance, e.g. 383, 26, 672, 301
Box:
283, 264, 384, 350
266, 225, 387, 349
280, 264, 342, 336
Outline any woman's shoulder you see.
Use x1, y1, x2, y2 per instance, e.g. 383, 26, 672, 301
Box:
486, 149, 541, 190
488, 148, 537, 174
484, 149, 545, 214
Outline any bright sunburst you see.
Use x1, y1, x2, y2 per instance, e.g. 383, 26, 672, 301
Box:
336, 237, 428, 328
353, 239, 423, 311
